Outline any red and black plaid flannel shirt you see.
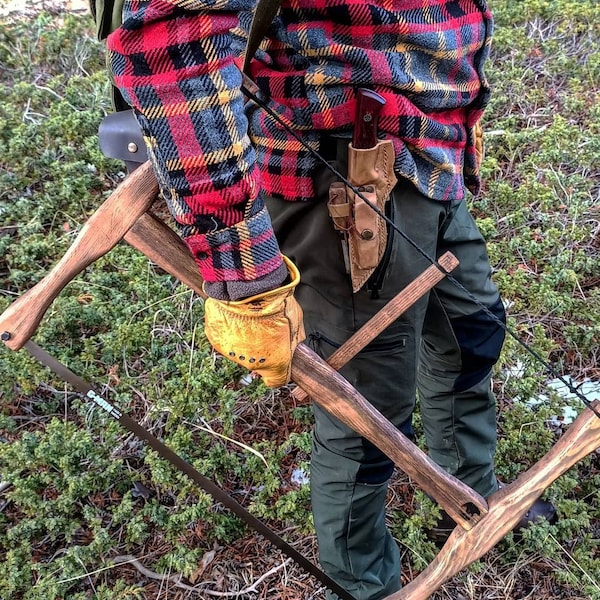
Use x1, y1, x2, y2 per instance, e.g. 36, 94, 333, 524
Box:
108, 0, 493, 294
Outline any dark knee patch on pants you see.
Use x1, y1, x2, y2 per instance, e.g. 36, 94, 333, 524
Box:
451, 298, 506, 392
356, 417, 414, 484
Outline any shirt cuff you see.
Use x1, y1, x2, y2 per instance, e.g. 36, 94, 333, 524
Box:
184, 198, 284, 290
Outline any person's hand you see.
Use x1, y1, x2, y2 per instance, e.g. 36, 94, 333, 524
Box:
203, 257, 305, 387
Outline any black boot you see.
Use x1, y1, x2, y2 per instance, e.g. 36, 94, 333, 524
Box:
427, 483, 558, 545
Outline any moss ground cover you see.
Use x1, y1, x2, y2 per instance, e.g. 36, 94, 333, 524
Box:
0, 1, 599, 598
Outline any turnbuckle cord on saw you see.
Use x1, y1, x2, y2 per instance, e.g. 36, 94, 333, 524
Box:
241, 82, 600, 420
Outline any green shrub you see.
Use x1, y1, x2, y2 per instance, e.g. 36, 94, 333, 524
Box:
1, 3, 599, 599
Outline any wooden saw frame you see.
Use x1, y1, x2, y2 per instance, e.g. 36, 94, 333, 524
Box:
2, 161, 600, 599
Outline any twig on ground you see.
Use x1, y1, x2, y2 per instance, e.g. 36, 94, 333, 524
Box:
112, 554, 292, 597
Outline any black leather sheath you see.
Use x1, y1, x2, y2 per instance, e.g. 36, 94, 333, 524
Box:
98, 109, 147, 173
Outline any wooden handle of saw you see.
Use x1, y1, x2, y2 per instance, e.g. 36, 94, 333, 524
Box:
0, 159, 487, 528
0, 161, 158, 350
387, 400, 600, 600
292, 251, 459, 404
292, 345, 488, 530
116, 211, 488, 528
124, 212, 206, 298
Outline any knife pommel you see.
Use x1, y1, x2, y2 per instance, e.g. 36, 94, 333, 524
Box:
352, 88, 386, 149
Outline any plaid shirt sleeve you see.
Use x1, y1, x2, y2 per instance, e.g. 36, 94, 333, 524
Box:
107, 0, 285, 294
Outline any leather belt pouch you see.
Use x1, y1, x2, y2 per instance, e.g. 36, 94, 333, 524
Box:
345, 139, 397, 292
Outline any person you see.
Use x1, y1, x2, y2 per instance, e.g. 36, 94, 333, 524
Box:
100, 1, 556, 598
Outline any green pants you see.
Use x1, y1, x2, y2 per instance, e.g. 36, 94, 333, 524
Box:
265, 142, 505, 600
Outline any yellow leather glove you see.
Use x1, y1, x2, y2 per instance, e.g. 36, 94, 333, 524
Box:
203, 256, 305, 387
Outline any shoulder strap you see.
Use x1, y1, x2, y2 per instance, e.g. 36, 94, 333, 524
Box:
242, 0, 283, 74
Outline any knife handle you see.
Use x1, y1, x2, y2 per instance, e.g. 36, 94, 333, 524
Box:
352, 88, 386, 149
